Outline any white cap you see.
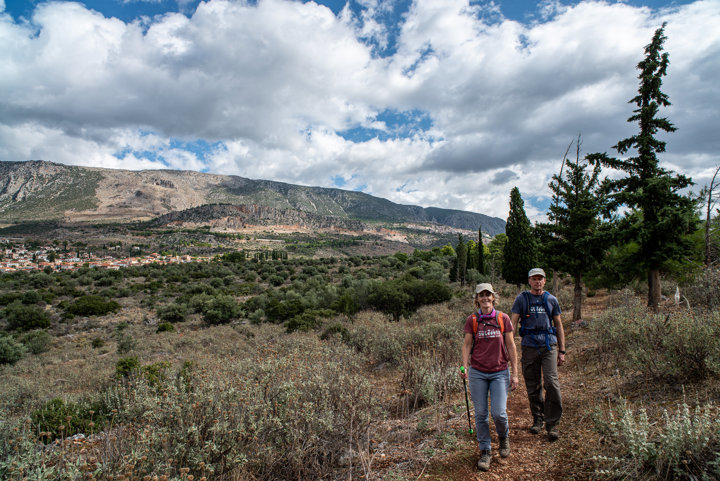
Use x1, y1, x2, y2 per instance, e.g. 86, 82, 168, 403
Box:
528, 268, 546, 278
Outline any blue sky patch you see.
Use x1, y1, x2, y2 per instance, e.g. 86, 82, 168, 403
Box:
331, 175, 347, 188
338, 108, 432, 142
113, 134, 222, 171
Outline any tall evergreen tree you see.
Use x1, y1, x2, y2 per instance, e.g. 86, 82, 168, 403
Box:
587, 24, 697, 308
466, 239, 478, 272
488, 233, 507, 281
537, 137, 610, 321
703, 165, 720, 266
477, 227, 487, 275
449, 257, 458, 283
455, 234, 468, 286
502, 187, 537, 286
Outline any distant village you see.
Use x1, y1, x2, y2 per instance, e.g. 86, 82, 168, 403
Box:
0, 237, 212, 273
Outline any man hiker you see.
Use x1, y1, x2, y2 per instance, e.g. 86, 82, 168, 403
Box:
510, 268, 566, 441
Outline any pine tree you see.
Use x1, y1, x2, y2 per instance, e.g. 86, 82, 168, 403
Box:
536, 136, 610, 321
587, 24, 698, 308
502, 187, 537, 286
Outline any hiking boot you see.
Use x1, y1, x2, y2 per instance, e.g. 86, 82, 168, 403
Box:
547, 425, 559, 441
477, 450, 492, 471
499, 436, 510, 458
530, 418, 544, 434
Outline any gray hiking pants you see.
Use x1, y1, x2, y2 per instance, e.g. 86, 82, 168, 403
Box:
521, 345, 562, 428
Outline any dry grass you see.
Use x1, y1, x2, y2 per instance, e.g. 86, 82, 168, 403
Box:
3, 277, 720, 481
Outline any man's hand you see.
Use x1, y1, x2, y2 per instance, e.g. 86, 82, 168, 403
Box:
557, 352, 566, 367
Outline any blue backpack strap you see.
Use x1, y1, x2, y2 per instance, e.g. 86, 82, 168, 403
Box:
542, 291, 553, 321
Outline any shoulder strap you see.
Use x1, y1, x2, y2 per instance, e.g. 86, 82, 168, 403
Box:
495, 310, 505, 334
542, 291, 553, 324
472, 313, 478, 337
522, 291, 531, 317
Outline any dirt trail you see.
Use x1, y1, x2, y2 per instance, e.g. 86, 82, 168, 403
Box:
418, 372, 565, 481
413, 293, 609, 481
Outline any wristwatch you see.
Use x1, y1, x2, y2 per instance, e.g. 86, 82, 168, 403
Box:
558, 350, 566, 354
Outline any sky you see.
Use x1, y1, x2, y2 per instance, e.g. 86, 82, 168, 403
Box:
1, 0, 718, 223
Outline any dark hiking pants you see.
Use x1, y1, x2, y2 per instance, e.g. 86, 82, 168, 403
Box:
521, 345, 562, 428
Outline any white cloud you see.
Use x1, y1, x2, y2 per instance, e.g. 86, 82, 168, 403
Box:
0, 0, 719, 223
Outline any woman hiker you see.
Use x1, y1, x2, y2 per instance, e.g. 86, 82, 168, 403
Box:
460, 283, 519, 472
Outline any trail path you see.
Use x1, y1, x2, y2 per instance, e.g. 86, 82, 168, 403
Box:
419, 370, 567, 481
377, 293, 609, 481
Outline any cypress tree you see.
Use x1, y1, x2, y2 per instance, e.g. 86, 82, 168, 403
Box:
449, 257, 458, 283
587, 24, 697, 308
466, 239, 478, 272
477, 227, 487, 275
455, 234, 468, 286
502, 187, 537, 286
487, 233, 507, 280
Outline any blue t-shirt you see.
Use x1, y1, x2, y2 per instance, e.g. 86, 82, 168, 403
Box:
511, 291, 561, 347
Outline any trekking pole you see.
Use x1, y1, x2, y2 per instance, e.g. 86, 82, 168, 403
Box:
460, 366, 473, 435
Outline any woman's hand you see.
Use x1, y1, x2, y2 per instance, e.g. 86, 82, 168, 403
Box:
459, 366, 469, 380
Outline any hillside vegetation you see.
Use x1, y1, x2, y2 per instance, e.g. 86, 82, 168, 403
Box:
1, 246, 719, 480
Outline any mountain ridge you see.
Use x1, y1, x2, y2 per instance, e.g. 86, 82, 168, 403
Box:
0, 160, 506, 235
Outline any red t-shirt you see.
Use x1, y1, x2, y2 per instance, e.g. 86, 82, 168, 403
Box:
463, 310, 513, 373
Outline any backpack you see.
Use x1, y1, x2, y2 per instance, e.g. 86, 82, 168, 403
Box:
470, 310, 509, 358
471, 310, 506, 337
518, 291, 556, 350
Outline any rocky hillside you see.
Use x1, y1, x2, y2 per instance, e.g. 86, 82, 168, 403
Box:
0, 160, 506, 235
152, 204, 368, 232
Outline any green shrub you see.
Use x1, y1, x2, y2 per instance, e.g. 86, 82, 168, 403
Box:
268, 274, 286, 286
116, 331, 136, 354
20, 329, 52, 354
0, 291, 22, 306
91, 337, 105, 349
65, 295, 120, 317
285, 309, 334, 333
142, 361, 171, 386
320, 322, 350, 342
201, 295, 240, 325
330, 290, 360, 316
31, 397, 109, 442
116, 356, 140, 378
0, 334, 25, 364
21, 290, 44, 305
2, 300, 51, 331
367, 278, 452, 322
156, 322, 175, 333
157, 304, 187, 323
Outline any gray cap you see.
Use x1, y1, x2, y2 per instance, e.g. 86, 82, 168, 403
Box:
528, 268, 546, 278
475, 283, 496, 295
